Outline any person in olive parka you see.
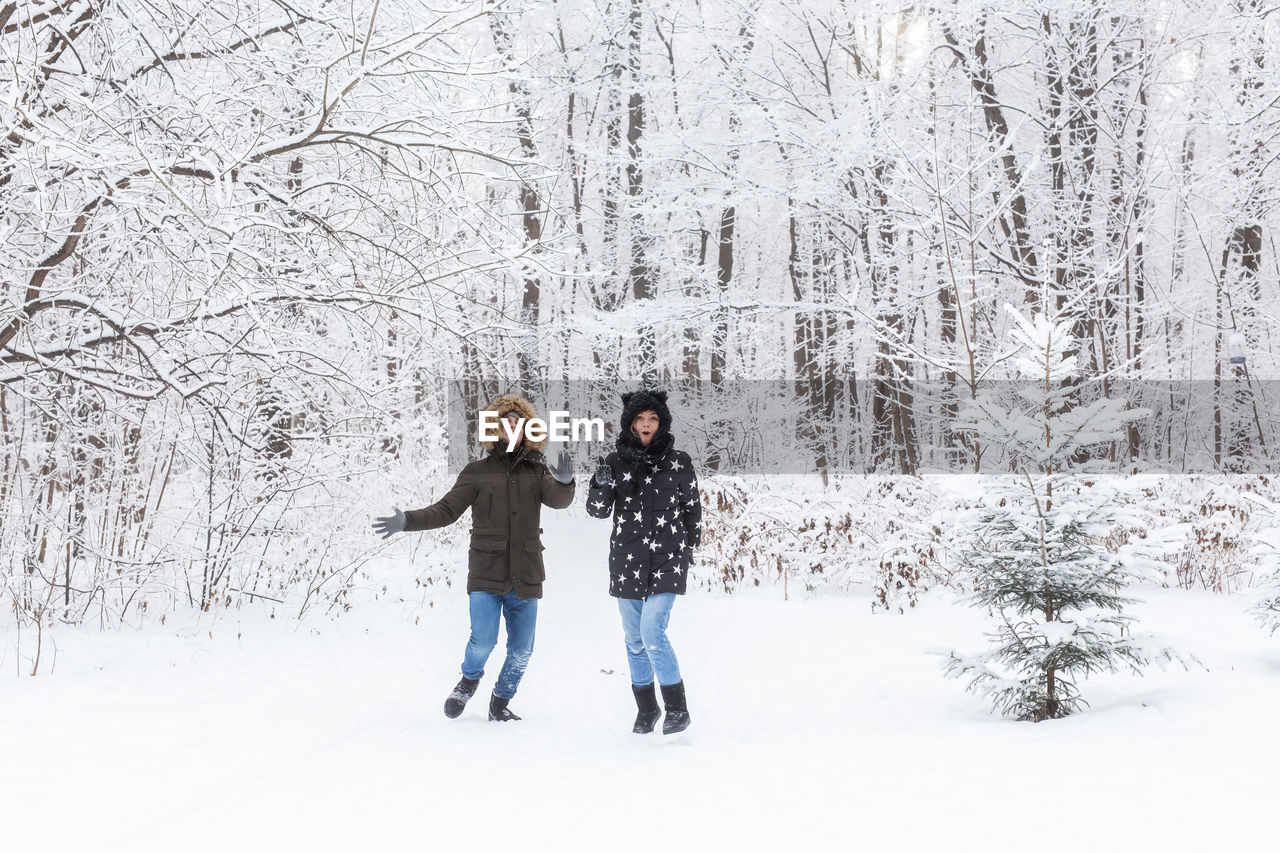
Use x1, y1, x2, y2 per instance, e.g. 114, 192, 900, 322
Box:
372, 393, 575, 722
586, 389, 702, 735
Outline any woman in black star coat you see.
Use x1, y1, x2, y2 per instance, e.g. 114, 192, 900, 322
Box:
586, 389, 702, 735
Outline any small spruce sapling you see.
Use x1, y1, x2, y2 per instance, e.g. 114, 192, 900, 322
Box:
946, 306, 1181, 721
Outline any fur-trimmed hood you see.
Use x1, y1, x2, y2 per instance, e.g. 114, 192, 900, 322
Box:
478, 392, 547, 454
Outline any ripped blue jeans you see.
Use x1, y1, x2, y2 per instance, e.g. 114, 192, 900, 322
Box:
461, 590, 537, 700
617, 593, 681, 687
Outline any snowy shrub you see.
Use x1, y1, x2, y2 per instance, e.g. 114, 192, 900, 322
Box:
692, 475, 953, 607
1252, 579, 1280, 635
1246, 503, 1280, 633
1147, 478, 1259, 593
689, 465, 1276, 621
0, 384, 458, 628
946, 307, 1182, 722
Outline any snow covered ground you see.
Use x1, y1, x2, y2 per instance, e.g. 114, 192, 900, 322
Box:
3, 507, 1277, 852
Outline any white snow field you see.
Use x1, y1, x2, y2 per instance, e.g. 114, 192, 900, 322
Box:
3, 507, 1277, 853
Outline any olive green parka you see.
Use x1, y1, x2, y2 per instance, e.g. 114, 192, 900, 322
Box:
404, 394, 575, 599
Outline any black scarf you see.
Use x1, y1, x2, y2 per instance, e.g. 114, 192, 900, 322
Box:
615, 429, 674, 468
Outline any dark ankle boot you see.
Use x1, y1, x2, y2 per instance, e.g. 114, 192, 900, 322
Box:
632, 682, 660, 734
660, 680, 690, 735
488, 693, 522, 722
443, 675, 480, 719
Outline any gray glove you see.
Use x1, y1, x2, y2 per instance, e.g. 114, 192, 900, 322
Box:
549, 449, 575, 484
372, 507, 406, 539
592, 455, 615, 487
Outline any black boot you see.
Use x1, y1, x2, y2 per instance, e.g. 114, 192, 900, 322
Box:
660, 680, 691, 735
488, 693, 522, 722
632, 682, 660, 734
444, 675, 480, 719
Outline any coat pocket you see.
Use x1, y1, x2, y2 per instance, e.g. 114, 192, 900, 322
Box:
468, 536, 508, 581
523, 538, 546, 584
476, 485, 495, 521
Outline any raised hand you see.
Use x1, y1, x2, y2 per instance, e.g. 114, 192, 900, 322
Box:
372, 508, 406, 540
549, 448, 575, 484
593, 455, 615, 487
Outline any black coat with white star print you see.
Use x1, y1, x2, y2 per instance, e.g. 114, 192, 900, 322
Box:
586, 434, 702, 599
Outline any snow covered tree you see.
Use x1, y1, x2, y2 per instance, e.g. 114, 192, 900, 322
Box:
0, 0, 524, 623
1251, 571, 1280, 635
946, 305, 1176, 721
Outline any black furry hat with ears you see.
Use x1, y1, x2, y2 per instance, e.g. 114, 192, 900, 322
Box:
617, 388, 676, 460
619, 388, 673, 439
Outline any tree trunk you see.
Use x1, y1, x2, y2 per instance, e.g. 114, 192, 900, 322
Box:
625, 0, 655, 380
488, 4, 544, 388
942, 19, 1040, 305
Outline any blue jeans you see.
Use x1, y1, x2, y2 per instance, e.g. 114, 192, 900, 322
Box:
617, 593, 681, 687
461, 590, 538, 700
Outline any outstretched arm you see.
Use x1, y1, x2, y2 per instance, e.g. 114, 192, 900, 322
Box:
404, 470, 478, 531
